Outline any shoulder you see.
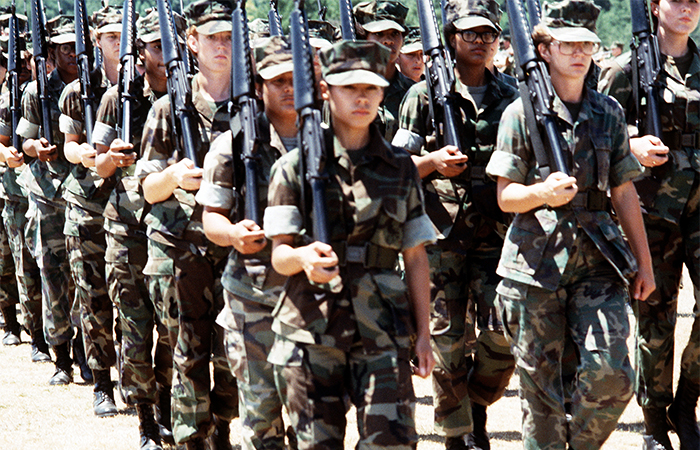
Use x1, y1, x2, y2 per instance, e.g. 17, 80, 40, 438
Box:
587, 88, 625, 117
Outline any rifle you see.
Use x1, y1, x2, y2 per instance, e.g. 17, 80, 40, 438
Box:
157, 0, 202, 167
317, 0, 327, 21
416, 0, 460, 150
75, 0, 95, 145
291, 0, 331, 244
117, 0, 138, 145
231, 0, 262, 226
30, 0, 53, 146
506, 0, 569, 178
8, 0, 22, 152
268, 0, 283, 37
630, 0, 662, 138
338, 0, 356, 40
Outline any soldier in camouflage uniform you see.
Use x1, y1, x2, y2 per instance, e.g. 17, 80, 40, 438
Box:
93, 8, 176, 449
398, 27, 424, 83
59, 4, 123, 418
354, 0, 414, 140
485, 1, 656, 448
16, 14, 78, 386
197, 36, 297, 450
264, 40, 436, 450
136, 1, 238, 448
392, 0, 518, 447
598, 0, 700, 448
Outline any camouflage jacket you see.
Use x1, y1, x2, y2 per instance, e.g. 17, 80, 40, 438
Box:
598, 40, 700, 223
264, 123, 436, 351
485, 88, 643, 291
393, 68, 519, 239
59, 71, 115, 216
196, 113, 291, 308
0, 92, 33, 202
94, 77, 165, 237
16, 69, 69, 201
377, 69, 415, 141
136, 73, 230, 255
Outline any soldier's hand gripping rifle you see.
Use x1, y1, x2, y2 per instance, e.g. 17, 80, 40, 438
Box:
75, 0, 95, 145
231, 0, 262, 226
8, 0, 22, 152
291, 0, 332, 245
118, 0, 138, 145
269, 0, 283, 37
416, 0, 460, 150
630, 0, 663, 138
339, 0, 356, 40
506, 0, 569, 178
157, 0, 202, 167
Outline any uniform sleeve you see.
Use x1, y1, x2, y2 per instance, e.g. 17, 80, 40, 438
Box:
135, 96, 173, 179
58, 80, 84, 136
196, 130, 235, 210
16, 81, 40, 139
0, 94, 11, 137
93, 86, 120, 147
401, 162, 436, 249
598, 56, 638, 135
263, 150, 303, 238
486, 98, 533, 184
392, 81, 430, 155
606, 97, 644, 187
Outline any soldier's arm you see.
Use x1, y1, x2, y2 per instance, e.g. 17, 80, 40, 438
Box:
202, 206, 266, 254
402, 243, 435, 379
64, 133, 97, 168
270, 235, 338, 283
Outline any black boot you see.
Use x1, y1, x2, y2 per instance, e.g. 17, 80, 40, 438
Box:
30, 330, 51, 363
93, 369, 118, 417
642, 407, 674, 450
466, 403, 490, 450
72, 330, 93, 383
208, 415, 232, 450
137, 403, 163, 450
445, 436, 468, 450
668, 374, 700, 450
157, 386, 175, 445
183, 437, 211, 450
49, 342, 73, 385
1, 306, 21, 346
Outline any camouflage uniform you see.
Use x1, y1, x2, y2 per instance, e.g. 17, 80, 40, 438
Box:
485, 79, 643, 448
599, 41, 700, 410
264, 41, 436, 450
136, 67, 238, 444
392, 0, 519, 437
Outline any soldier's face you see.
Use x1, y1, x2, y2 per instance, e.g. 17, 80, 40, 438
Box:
188, 31, 232, 76
397, 50, 424, 82
539, 40, 592, 84
96, 32, 121, 65
321, 81, 384, 132
653, 0, 700, 37
52, 43, 78, 79
143, 40, 166, 80
261, 71, 296, 122
451, 26, 496, 69
366, 29, 404, 64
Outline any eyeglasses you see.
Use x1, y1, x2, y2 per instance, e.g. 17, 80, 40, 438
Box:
551, 40, 600, 56
457, 29, 500, 44
57, 44, 76, 55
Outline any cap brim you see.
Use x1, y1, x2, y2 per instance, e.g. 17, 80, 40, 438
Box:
196, 20, 232, 36
453, 16, 501, 32
309, 37, 332, 50
258, 61, 294, 80
50, 33, 77, 44
97, 23, 123, 34
325, 69, 389, 87
401, 42, 422, 54
139, 32, 161, 43
548, 27, 601, 43
361, 19, 405, 33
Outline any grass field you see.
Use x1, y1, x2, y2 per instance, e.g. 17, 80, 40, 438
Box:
0, 269, 697, 450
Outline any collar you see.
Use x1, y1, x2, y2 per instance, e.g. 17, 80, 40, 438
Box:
550, 86, 605, 126
332, 123, 399, 169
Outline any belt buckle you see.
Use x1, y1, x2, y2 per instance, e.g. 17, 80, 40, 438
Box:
345, 244, 366, 266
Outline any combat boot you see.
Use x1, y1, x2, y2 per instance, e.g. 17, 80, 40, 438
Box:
445, 436, 468, 450
49, 342, 73, 385
182, 437, 211, 450
72, 330, 93, 383
93, 369, 118, 417
1, 306, 21, 345
157, 386, 175, 445
30, 330, 51, 362
668, 374, 700, 450
209, 415, 232, 450
642, 407, 674, 450
137, 403, 163, 450
466, 403, 490, 450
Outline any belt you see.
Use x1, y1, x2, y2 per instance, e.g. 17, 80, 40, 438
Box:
568, 190, 610, 211
336, 242, 398, 270
664, 130, 700, 149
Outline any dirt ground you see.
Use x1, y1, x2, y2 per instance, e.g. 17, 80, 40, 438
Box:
0, 269, 697, 450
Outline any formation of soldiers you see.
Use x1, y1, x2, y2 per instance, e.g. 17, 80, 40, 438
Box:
0, 0, 697, 450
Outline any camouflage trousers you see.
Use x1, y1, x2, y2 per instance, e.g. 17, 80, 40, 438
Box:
272, 335, 417, 450
106, 231, 171, 405
2, 198, 42, 335
145, 239, 238, 445
632, 213, 700, 408
427, 236, 515, 437
496, 233, 634, 450
221, 292, 285, 450
65, 203, 115, 370
25, 193, 75, 346
0, 198, 20, 313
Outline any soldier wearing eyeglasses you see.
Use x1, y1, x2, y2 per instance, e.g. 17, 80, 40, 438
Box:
392, 0, 518, 448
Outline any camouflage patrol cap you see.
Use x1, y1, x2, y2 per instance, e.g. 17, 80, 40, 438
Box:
0, 9, 28, 33
138, 7, 186, 43
320, 40, 390, 87
91, 5, 123, 34
255, 35, 293, 80
47, 15, 76, 45
353, 0, 408, 34
542, 0, 601, 43
308, 20, 336, 50
401, 27, 422, 54
186, 0, 233, 36
445, 0, 502, 32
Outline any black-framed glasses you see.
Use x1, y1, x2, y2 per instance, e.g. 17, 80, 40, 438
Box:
58, 43, 76, 55
551, 40, 600, 56
457, 30, 500, 44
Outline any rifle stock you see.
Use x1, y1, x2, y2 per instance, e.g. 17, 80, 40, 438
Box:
75, 0, 95, 145
630, 0, 662, 138
30, 0, 53, 146
118, 0, 138, 145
